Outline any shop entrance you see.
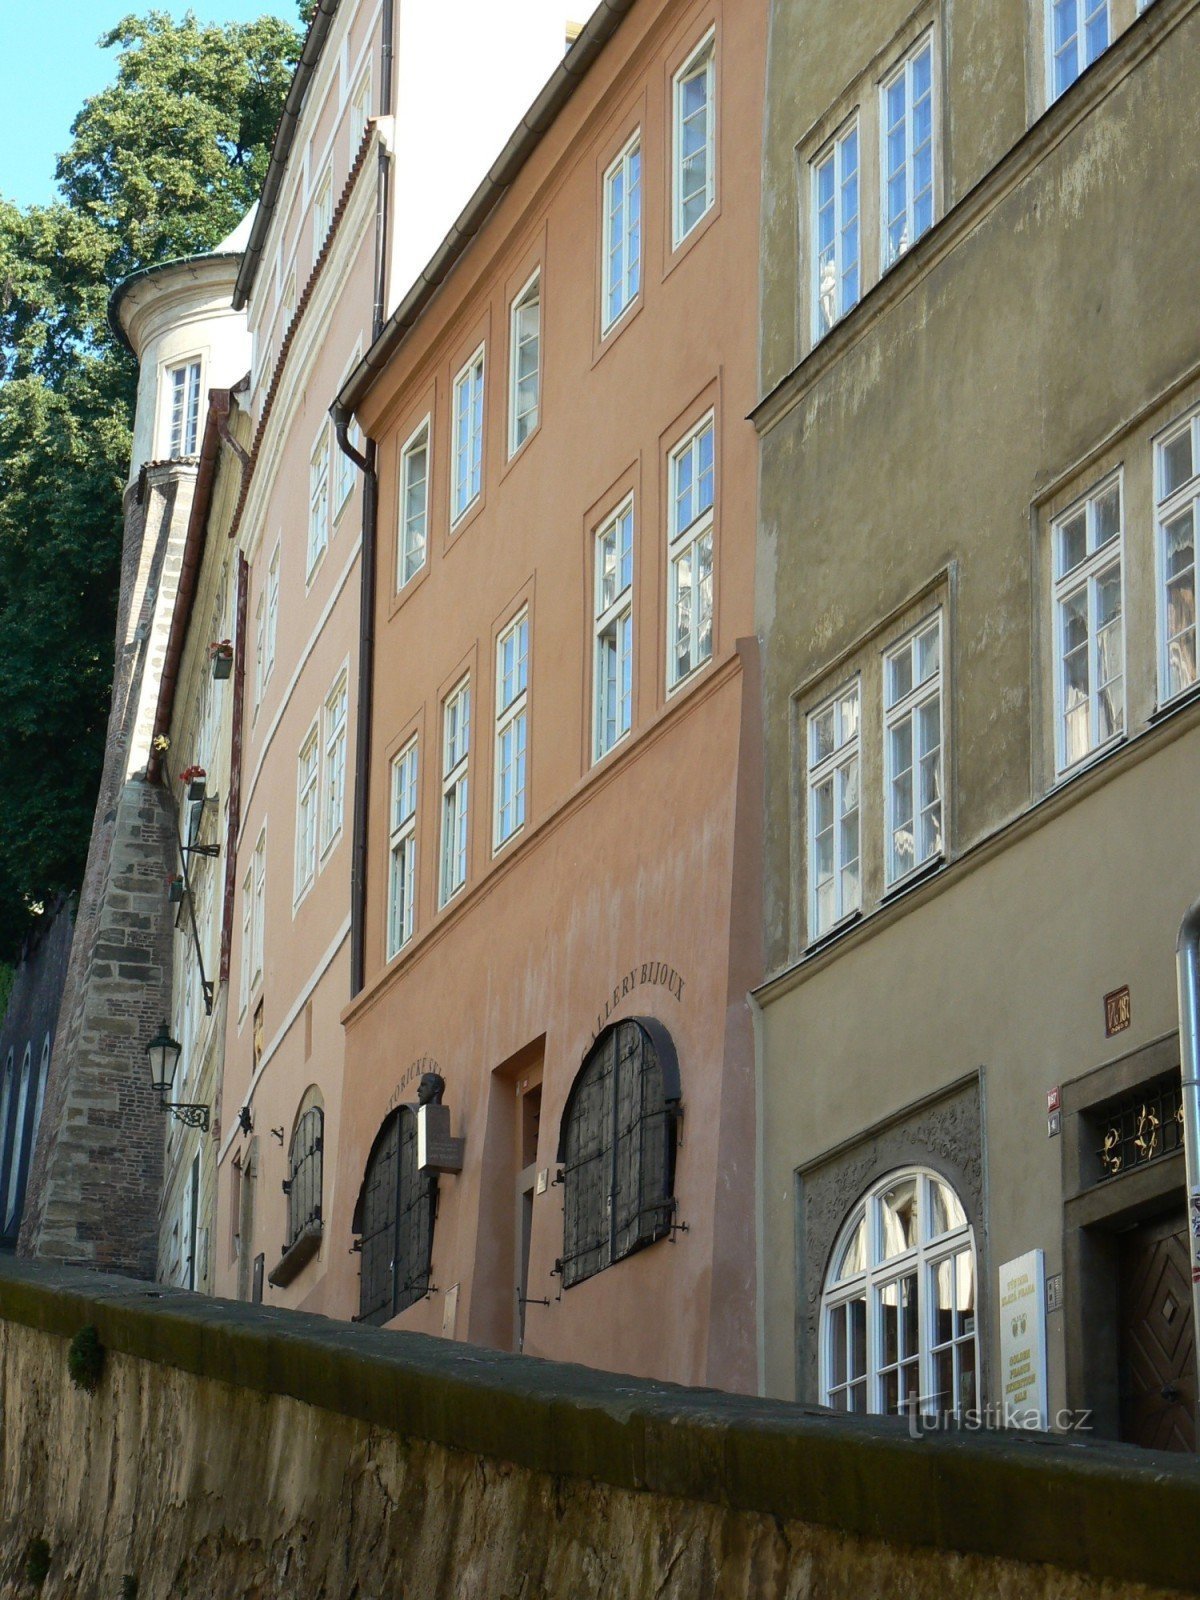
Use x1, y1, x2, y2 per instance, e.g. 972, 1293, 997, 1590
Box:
1117, 1207, 1195, 1451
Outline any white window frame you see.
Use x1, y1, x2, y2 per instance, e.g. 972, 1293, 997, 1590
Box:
387, 737, 419, 958
350, 69, 371, 151
812, 117, 861, 342
439, 678, 470, 905
312, 166, 333, 264
335, 418, 360, 516
165, 357, 202, 458
239, 867, 253, 1014
602, 131, 642, 333
1052, 473, 1125, 775
321, 671, 349, 856
667, 413, 716, 690
807, 679, 862, 941
251, 829, 266, 991
672, 32, 716, 247
308, 425, 331, 580
820, 1168, 978, 1420
879, 33, 935, 271
1046, 0, 1111, 103
1154, 407, 1200, 707
252, 593, 265, 716
508, 270, 541, 457
398, 417, 430, 588
295, 723, 320, 900
494, 612, 529, 850
265, 541, 280, 683
594, 499, 635, 761
281, 269, 297, 329
451, 346, 485, 526
883, 613, 944, 886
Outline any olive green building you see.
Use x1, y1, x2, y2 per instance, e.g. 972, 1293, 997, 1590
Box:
753, 0, 1198, 1449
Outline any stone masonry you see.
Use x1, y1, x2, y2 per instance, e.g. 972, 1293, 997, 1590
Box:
20, 464, 196, 1275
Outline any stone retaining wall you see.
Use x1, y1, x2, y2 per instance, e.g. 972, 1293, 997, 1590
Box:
0, 1256, 1196, 1599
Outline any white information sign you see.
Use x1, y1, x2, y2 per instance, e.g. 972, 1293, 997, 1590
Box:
998, 1249, 1048, 1429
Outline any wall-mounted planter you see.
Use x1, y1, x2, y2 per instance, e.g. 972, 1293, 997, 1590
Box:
211, 653, 233, 680
167, 877, 185, 904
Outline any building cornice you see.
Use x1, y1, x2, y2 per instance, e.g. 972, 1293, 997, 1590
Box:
232, 0, 344, 311
751, 0, 1196, 436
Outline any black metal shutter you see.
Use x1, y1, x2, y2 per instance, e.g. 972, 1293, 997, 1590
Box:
613, 1022, 673, 1260
358, 1113, 399, 1324
561, 1032, 615, 1287
394, 1107, 436, 1313
285, 1105, 323, 1248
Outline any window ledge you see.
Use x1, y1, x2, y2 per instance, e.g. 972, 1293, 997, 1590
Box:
1148, 681, 1200, 725
879, 854, 944, 906
267, 1219, 322, 1288
803, 910, 863, 958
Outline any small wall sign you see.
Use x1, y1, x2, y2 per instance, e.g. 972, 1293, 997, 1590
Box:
1104, 986, 1131, 1038
998, 1250, 1049, 1429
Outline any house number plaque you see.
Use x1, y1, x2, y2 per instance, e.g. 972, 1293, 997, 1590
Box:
1104, 986, 1131, 1038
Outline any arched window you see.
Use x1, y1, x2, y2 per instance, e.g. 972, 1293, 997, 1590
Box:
284, 1091, 323, 1249
0, 1051, 13, 1215
821, 1167, 977, 1419
4, 1046, 32, 1233
557, 1017, 681, 1289
353, 1107, 436, 1325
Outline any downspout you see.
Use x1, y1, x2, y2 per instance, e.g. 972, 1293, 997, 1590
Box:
338, 0, 392, 999
1173, 897, 1200, 1426
333, 408, 376, 998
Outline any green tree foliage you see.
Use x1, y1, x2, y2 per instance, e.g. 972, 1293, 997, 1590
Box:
0, 9, 305, 960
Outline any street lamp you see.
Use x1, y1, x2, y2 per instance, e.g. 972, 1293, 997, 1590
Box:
143, 1021, 210, 1131
145, 1021, 181, 1096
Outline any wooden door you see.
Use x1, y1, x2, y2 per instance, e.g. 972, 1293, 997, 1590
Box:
1118, 1208, 1195, 1451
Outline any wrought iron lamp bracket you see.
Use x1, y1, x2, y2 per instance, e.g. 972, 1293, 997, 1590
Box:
163, 1101, 210, 1131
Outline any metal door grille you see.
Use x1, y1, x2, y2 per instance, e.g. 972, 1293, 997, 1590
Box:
357, 1108, 437, 1325
285, 1105, 323, 1248
561, 1019, 677, 1288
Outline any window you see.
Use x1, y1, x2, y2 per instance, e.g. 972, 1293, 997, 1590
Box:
388, 738, 419, 957
335, 418, 359, 514
398, 419, 430, 587
1048, 0, 1110, 100
667, 415, 715, 688
881, 37, 934, 269
451, 347, 485, 524
322, 672, 348, 853
265, 543, 280, 681
439, 678, 470, 905
884, 614, 943, 883
673, 34, 716, 245
355, 1107, 436, 1324
594, 500, 634, 760
602, 133, 641, 332
284, 1100, 323, 1248
312, 166, 333, 262
240, 867, 253, 1012
822, 1168, 977, 1418
253, 594, 265, 714
509, 271, 541, 456
813, 121, 860, 340
1155, 409, 1199, 703
350, 72, 371, 150
494, 612, 529, 848
1052, 476, 1123, 773
295, 725, 319, 895
251, 829, 266, 989
166, 359, 202, 457
807, 680, 861, 939
308, 427, 330, 578
281, 270, 297, 328
558, 1018, 680, 1288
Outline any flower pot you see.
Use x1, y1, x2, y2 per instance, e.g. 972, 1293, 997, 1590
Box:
168, 877, 185, 904
187, 778, 206, 803
212, 652, 233, 680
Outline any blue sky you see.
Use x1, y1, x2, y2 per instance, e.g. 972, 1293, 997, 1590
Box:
0, 2, 296, 209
